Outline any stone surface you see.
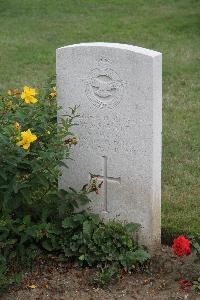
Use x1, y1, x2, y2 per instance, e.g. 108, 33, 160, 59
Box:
56, 42, 162, 250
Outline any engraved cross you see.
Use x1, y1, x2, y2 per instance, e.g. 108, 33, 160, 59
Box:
98, 156, 121, 212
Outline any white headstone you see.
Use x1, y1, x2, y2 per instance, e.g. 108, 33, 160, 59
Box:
57, 43, 162, 250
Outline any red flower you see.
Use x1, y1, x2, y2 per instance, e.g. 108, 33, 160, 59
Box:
172, 235, 191, 257
178, 278, 193, 290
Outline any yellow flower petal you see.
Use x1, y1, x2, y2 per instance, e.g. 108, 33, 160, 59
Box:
28, 284, 37, 289
16, 140, 23, 146
14, 122, 21, 130
24, 86, 29, 92
30, 96, 38, 103
23, 143, 30, 150
24, 97, 31, 104
50, 86, 56, 97
30, 88, 37, 96
21, 92, 25, 99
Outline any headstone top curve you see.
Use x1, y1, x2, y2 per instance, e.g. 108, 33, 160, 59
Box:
57, 42, 162, 57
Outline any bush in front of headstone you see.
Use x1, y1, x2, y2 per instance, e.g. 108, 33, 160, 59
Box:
0, 79, 149, 290
0, 78, 79, 216
0, 77, 81, 289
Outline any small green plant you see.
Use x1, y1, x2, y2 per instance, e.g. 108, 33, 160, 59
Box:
192, 277, 200, 291
0, 80, 149, 290
60, 212, 149, 286
189, 235, 200, 258
190, 236, 200, 291
0, 262, 22, 292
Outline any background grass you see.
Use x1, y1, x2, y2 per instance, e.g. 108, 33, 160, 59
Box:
0, 0, 199, 237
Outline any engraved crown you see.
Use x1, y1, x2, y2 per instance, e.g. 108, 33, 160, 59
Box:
98, 57, 111, 68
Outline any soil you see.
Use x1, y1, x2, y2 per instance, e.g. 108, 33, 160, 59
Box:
1, 246, 200, 300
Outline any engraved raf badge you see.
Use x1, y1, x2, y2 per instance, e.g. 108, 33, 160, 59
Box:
85, 57, 125, 109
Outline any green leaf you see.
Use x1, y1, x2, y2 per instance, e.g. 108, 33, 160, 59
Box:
41, 240, 53, 251
193, 242, 200, 253
23, 215, 31, 225
73, 213, 85, 223
0, 170, 7, 181
132, 250, 150, 264
62, 218, 74, 229
79, 254, 85, 261
125, 223, 141, 233
59, 161, 69, 168
83, 221, 93, 237
36, 175, 49, 188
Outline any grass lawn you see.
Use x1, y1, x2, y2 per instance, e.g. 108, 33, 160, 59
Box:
0, 0, 199, 237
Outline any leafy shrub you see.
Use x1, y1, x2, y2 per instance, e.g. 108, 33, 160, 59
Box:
0, 78, 79, 215
0, 79, 149, 290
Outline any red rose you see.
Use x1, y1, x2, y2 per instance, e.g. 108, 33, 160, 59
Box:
178, 278, 193, 289
172, 235, 191, 257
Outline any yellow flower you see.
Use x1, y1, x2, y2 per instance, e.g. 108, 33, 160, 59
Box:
64, 136, 77, 146
21, 86, 38, 104
71, 136, 77, 145
47, 130, 51, 135
8, 88, 20, 96
50, 86, 56, 98
16, 129, 37, 150
6, 100, 13, 109
27, 284, 37, 289
14, 122, 21, 130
